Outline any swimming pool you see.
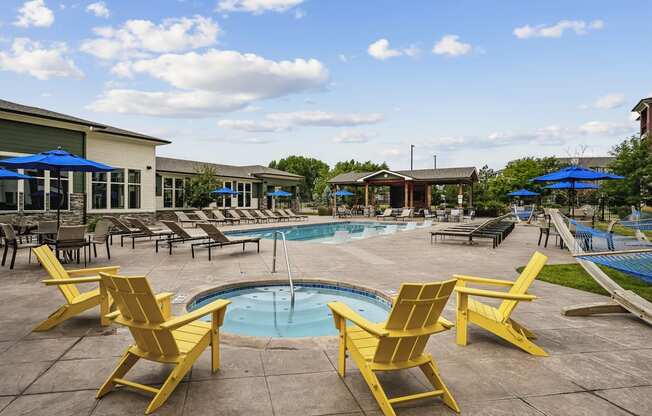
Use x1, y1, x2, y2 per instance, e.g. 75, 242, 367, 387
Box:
188, 282, 391, 337
227, 221, 405, 243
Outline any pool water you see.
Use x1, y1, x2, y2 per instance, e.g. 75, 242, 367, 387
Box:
189, 284, 391, 337
227, 221, 404, 243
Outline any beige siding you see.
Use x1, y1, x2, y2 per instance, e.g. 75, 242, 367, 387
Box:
86, 132, 157, 213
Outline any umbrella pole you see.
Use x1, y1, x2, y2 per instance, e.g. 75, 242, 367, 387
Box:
57, 170, 62, 228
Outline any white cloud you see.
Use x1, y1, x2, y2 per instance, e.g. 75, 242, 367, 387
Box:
218, 111, 384, 132
432, 35, 472, 56
403, 44, 421, 57
578, 120, 631, 135
338, 54, 348, 63
86, 2, 110, 18
513, 19, 604, 39
90, 50, 329, 117
0, 38, 83, 80
593, 93, 625, 109
14, 0, 54, 28
333, 130, 377, 143
368, 38, 402, 60
89, 89, 251, 117
217, 0, 303, 14
294, 9, 305, 19
80, 15, 220, 60
381, 148, 401, 157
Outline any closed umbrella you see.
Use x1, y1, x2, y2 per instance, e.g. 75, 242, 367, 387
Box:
0, 148, 114, 227
532, 165, 623, 217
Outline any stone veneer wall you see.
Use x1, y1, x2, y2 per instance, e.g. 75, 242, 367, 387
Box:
88, 212, 158, 226
0, 193, 85, 226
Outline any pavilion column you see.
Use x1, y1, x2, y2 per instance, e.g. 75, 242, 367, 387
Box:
332, 185, 337, 216
364, 183, 369, 207
404, 182, 408, 208
458, 183, 464, 208
469, 183, 474, 208
409, 182, 414, 208
426, 184, 432, 208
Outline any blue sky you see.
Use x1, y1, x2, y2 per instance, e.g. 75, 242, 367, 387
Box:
0, 0, 649, 170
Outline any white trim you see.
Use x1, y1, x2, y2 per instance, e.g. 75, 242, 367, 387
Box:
356, 169, 414, 182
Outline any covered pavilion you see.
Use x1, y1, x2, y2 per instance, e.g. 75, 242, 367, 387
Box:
328, 167, 478, 210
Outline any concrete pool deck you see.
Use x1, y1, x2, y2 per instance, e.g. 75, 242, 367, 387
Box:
0, 216, 650, 415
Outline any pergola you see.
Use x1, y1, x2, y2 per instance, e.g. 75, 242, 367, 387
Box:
328, 167, 478, 210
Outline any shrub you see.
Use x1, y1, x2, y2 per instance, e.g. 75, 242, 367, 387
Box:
317, 206, 332, 216
476, 201, 506, 217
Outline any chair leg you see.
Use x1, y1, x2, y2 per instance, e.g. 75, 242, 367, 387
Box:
146, 347, 200, 414
1, 243, 7, 266
358, 367, 396, 416
93, 243, 98, 258
106, 240, 111, 260
96, 350, 140, 398
9, 244, 17, 269
455, 293, 468, 346
33, 304, 79, 331
420, 360, 461, 413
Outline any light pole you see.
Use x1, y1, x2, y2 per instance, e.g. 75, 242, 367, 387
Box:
410, 144, 415, 170
433, 155, 437, 169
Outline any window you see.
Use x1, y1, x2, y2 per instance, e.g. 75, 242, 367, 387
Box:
163, 177, 173, 208
128, 170, 141, 209
237, 182, 252, 208
110, 169, 125, 209
0, 169, 18, 211
49, 171, 70, 211
162, 176, 186, 208
92, 172, 108, 209
24, 169, 46, 211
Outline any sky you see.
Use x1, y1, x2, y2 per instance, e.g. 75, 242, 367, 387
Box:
0, 0, 650, 171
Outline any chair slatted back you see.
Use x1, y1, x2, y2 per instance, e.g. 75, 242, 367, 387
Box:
196, 223, 230, 243
264, 210, 279, 218
212, 210, 227, 221
374, 279, 456, 364
228, 210, 242, 220
161, 220, 191, 239
32, 245, 80, 302
0, 223, 16, 242
241, 210, 256, 220
497, 251, 547, 320
193, 211, 210, 221
104, 216, 131, 232
100, 273, 179, 357
126, 217, 152, 236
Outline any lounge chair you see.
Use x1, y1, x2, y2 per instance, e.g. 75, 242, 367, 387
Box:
449, 209, 462, 222
396, 208, 413, 221
193, 210, 221, 224
89, 219, 112, 260
123, 218, 175, 249
97, 272, 230, 414
265, 209, 288, 222
455, 251, 548, 356
435, 209, 447, 222
240, 210, 261, 223
228, 210, 254, 224
376, 208, 394, 221
175, 211, 201, 228
275, 210, 296, 221
323, 230, 350, 244
191, 223, 261, 261
284, 209, 308, 221
103, 216, 141, 245
423, 209, 435, 219
212, 209, 239, 225
31, 245, 119, 331
402, 222, 417, 231
253, 210, 272, 223
336, 207, 353, 218
463, 210, 475, 223
158, 220, 211, 255
431, 214, 514, 248
328, 280, 460, 416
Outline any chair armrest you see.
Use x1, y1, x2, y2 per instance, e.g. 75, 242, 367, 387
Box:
160, 299, 231, 331
155, 292, 174, 301
67, 266, 120, 277
438, 316, 454, 329
453, 274, 515, 286
455, 286, 537, 301
42, 276, 101, 285
328, 302, 389, 337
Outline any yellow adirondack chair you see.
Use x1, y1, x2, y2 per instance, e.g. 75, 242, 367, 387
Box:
328, 280, 460, 416
97, 272, 230, 414
454, 251, 548, 356
32, 245, 119, 331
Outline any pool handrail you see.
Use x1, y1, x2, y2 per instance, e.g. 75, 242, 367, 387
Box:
272, 231, 295, 305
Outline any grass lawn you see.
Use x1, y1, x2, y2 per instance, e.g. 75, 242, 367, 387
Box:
517, 263, 652, 302
594, 221, 652, 239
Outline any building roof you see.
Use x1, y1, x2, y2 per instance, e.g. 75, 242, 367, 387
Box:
329, 167, 478, 184
0, 98, 170, 144
556, 156, 615, 169
156, 157, 303, 181
632, 97, 652, 113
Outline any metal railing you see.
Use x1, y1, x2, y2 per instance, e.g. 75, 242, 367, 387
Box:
272, 231, 295, 305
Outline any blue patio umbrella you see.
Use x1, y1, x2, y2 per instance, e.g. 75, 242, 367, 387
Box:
211, 186, 239, 195
0, 167, 32, 180
532, 165, 623, 216
0, 148, 114, 226
267, 190, 293, 197
544, 182, 600, 190
334, 190, 354, 196
507, 189, 540, 197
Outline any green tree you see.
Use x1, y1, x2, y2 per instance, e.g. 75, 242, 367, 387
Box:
186, 165, 220, 208
603, 135, 652, 206
314, 159, 389, 197
488, 157, 561, 203
269, 156, 329, 200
